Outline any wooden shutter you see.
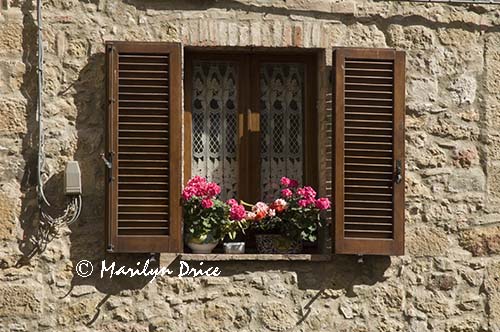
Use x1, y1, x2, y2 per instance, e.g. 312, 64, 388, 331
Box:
333, 48, 405, 255
105, 41, 182, 253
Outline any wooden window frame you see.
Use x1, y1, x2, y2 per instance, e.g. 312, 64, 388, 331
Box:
184, 47, 322, 204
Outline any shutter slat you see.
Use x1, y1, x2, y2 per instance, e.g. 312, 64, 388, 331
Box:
119, 109, 170, 116
118, 190, 168, 197
345, 231, 392, 239
345, 193, 392, 201
119, 198, 168, 204
345, 201, 392, 208
334, 48, 405, 255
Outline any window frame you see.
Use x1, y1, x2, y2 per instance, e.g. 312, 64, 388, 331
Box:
183, 47, 322, 204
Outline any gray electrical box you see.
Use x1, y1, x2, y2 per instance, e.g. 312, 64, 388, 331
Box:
65, 161, 82, 195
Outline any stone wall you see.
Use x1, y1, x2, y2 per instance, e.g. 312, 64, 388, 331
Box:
0, 0, 500, 331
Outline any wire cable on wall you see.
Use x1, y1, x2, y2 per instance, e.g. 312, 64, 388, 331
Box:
30, 0, 82, 255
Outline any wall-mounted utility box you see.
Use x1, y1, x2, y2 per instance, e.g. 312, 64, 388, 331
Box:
65, 161, 82, 195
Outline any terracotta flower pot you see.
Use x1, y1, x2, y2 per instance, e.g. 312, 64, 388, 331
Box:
255, 234, 302, 254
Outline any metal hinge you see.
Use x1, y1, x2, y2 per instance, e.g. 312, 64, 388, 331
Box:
101, 152, 114, 182
395, 160, 402, 184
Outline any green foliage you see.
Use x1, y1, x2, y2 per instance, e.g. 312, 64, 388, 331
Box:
183, 197, 230, 243
183, 197, 248, 243
251, 196, 327, 243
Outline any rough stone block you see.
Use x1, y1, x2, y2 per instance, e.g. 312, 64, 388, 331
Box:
459, 226, 500, 256
346, 23, 386, 48
427, 273, 457, 291
406, 226, 450, 257
438, 28, 479, 47
484, 261, 500, 331
0, 21, 22, 55
485, 33, 500, 95
0, 284, 41, 318
0, 98, 26, 136
448, 74, 477, 106
486, 132, 500, 162
259, 302, 297, 331
407, 77, 439, 107
331, 2, 356, 14
0, 192, 18, 240
488, 163, 500, 199
485, 96, 500, 130
388, 25, 436, 50
447, 167, 486, 193
0, 60, 24, 94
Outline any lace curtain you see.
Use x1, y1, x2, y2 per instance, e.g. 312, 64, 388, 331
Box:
191, 62, 238, 200
260, 63, 304, 201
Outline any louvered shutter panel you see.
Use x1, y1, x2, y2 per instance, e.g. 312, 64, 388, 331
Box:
333, 48, 405, 255
105, 42, 182, 253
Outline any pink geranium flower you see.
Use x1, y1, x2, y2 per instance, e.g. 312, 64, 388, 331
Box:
226, 198, 238, 207
230, 204, 246, 221
187, 175, 206, 187
182, 187, 195, 201
281, 188, 293, 199
298, 198, 315, 207
206, 182, 221, 197
297, 186, 316, 200
201, 198, 214, 209
280, 177, 291, 187
315, 198, 331, 210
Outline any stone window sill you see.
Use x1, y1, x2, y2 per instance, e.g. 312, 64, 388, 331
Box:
160, 253, 331, 264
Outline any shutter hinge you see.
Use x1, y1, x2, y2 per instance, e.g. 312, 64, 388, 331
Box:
101, 152, 114, 182
107, 244, 114, 252
395, 160, 402, 184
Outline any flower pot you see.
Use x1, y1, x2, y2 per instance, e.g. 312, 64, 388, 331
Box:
187, 241, 218, 254
223, 242, 245, 254
255, 234, 302, 254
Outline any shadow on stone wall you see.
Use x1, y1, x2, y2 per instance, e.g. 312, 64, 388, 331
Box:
113, 0, 500, 34
70, 53, 155, 293
18, 0, 41, 263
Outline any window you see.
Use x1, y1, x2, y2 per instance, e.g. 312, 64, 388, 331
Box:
104, 42, 406, 256
184, 50, 319, 204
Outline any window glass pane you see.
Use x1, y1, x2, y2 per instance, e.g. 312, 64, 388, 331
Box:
260, 63, 304, 200
192, 61, 238, 200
